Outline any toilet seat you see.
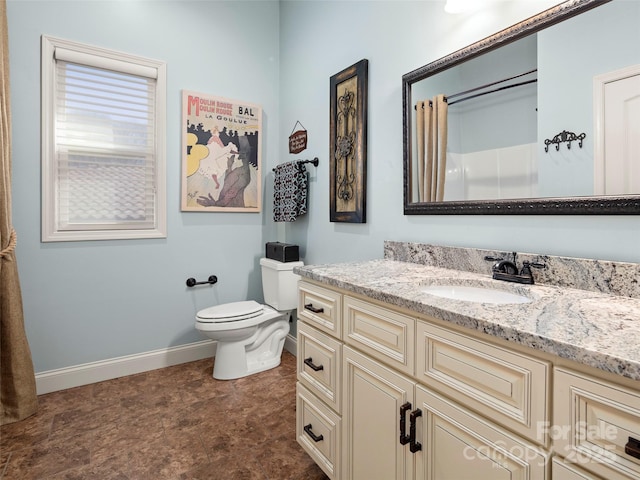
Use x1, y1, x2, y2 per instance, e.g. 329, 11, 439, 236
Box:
195, 302, 283, 332
197, 300, 264, 323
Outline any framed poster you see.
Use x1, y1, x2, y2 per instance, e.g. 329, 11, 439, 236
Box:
330, 59, 368, 223
181, 91, 262, 212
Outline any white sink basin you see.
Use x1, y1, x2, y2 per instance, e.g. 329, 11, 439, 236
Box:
421, 285, 531, 305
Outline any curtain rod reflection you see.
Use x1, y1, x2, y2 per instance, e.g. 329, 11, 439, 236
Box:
415, 69, 537, 108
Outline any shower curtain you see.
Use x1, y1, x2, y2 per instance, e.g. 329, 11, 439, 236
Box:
1, 0, 38, 425
416, 94, 448, 202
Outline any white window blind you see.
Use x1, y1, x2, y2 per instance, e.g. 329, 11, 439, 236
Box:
42, 36, 166, 241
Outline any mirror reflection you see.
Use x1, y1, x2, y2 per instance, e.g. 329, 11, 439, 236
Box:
403, 0, 640, 214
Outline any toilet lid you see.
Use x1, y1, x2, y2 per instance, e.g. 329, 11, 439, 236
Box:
197, 300, 265, 323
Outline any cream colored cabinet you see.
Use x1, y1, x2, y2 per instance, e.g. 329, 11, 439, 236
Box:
341, 345, 549, 480
342, 346, 416, 480
296, 280, 638, 480
296, 281, 344, 480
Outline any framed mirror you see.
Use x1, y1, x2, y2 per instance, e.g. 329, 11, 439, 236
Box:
403, 0, 640, 215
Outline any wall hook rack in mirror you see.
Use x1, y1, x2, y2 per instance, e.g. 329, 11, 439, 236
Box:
544, 130, 586, 152
186, 275, 218, 287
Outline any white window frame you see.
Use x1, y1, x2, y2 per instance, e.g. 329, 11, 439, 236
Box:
41, 35, 167, 242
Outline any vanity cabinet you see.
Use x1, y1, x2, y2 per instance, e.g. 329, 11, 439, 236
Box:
295, 279, 639, 480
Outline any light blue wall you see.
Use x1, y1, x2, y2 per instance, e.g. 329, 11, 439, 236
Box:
8, 0, 280, 372
279, 0, 640, 267
537, 0, 640, 197
8, 0, 640, 374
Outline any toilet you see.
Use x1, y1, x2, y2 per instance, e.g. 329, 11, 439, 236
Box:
195, 258, 303, 380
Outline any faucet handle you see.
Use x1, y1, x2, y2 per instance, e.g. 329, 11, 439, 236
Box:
520, 260, 546, 276
522, 260, 546, 269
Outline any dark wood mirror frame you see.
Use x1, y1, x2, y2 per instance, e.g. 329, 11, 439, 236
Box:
402, 0, 640, 215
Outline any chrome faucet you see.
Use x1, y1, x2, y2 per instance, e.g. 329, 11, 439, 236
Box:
484, 253, 545, 285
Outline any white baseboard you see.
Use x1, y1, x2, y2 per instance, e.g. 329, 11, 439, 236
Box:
284, 332, 297, 356
35, 340, 217, 395
36, 335, 299, 395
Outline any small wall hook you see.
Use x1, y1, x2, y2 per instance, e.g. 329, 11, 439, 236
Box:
544, 130, 586, 153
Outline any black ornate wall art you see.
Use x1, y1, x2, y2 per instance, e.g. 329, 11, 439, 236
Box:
330, 59, 368, 223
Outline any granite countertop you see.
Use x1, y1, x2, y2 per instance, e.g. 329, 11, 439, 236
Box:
295, 259, 640, 381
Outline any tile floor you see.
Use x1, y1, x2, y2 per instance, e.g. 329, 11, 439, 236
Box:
0, 351, 329, 480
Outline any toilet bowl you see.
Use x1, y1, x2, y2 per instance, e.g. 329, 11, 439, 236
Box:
195, 258, 303, 380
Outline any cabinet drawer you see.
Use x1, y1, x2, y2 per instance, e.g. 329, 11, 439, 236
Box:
298, 281, 342, 339
343, 296, 415, 376
297, 322, 342, 413
416, 321, 549, 445
296, 383, 341, 480
553, 367, 640, 480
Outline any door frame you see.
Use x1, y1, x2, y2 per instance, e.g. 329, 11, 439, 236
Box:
593, 64, 640, 194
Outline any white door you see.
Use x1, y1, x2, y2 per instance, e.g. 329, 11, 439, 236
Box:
594, 65, 640, 195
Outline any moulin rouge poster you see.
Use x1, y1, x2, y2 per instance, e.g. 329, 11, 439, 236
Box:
181, 91, 262, 212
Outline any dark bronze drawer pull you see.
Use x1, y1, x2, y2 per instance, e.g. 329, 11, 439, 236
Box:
304, 303, 324, 314
626, 436, 640, 460
409, 409, 423, 453
304, 424, 324, 442
304, 357, 324, 372
399, 402, 411, 445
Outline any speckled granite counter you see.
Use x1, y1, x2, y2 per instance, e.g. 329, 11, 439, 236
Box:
295, 247, 640, 382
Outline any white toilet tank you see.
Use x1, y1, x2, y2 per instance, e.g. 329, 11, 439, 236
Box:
260, 257, 303, 311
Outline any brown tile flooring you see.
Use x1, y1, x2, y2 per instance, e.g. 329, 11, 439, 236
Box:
0, 352, 329, 480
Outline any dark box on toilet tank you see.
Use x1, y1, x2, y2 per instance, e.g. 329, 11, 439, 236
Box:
265, 242, 300, 263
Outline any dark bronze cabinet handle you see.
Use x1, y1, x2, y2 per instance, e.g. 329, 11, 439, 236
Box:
399, 402, 411, 445
304, 357, 324, 372
303, 424, 324, 442
626, 436, 640, 459
409, 409, 423, 453
304, 303, 324, 314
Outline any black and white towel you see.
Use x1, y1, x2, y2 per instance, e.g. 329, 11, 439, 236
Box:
273, 161, 308, 222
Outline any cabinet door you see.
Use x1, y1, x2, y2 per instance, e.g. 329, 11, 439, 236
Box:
343, 346, 415, 480
415, 385, 549, 480
552, 457, 602, 480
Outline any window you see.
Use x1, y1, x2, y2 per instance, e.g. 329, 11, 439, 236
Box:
41, 36, 166, 241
